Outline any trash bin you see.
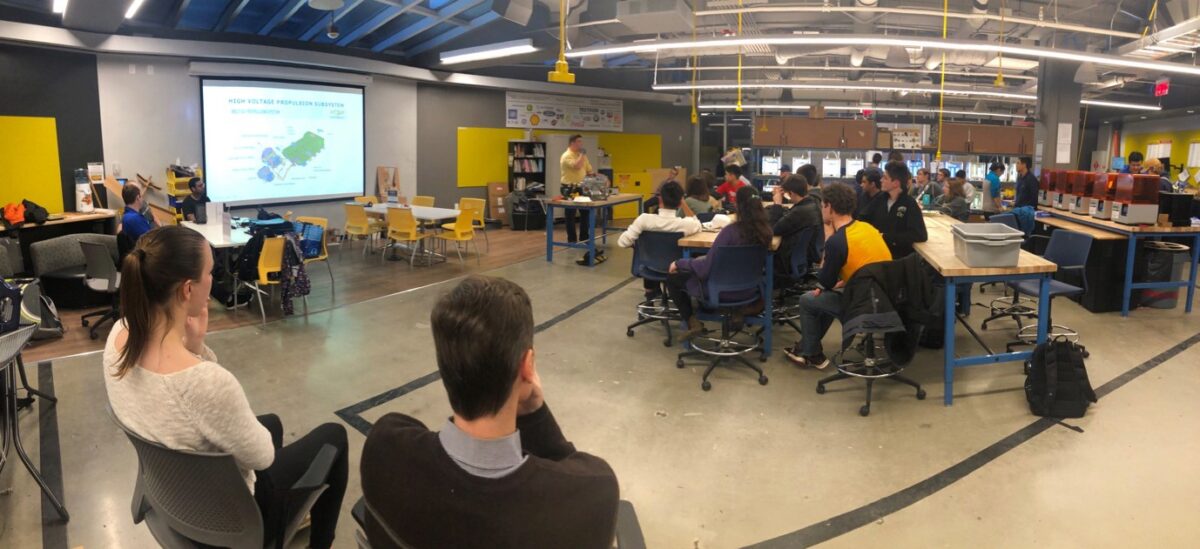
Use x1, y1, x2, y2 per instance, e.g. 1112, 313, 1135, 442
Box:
1139, 241, 1190, 309
509, 193, 546, 231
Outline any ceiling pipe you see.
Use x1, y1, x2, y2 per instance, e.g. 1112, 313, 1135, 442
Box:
695, 4, 1143, 40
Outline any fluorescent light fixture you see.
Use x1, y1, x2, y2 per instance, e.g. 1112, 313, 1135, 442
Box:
565, 34, 1200, 77
653, 80, 1037, 101
984, 56, 1040, 71
699, 103, 1024, 119
646, 65, 1039, 80
125, 0, 146, 18
440, 39, 538, 65
52, 0, 67, 14
1079, 99, 1162, 111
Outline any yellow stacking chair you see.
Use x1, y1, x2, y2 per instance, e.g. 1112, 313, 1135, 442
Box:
295, 216, 334, 291
433, 210, 479, 265
343, 203, 384, 256
239, 237, 306, 325
383, 207, 432, 269
353, 196, 377, 204
442, 198, 489, 253
410, 196, 435, 207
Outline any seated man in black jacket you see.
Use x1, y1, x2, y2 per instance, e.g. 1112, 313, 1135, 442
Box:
768, 174, 823, 278
361, 276, 619, 549
857, 161, 928, 258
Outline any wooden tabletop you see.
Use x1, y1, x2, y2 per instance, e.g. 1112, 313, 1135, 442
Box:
0, 209, 117, 235
1039, 207, 1200, 234
678, 230, 782, 250
915, 213, 1057, 277
548, 193, 643, 208
1035, 214, 1127, 241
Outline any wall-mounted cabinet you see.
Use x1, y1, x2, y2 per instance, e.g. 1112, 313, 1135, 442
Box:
937, 123, 1033, 155
753, 116, 877, 148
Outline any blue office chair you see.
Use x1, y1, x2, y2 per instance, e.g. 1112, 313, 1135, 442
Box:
774, 227, 820, 336
626, 231, 685, 346
675, 245, 770, 391
981, 229, 1092, 355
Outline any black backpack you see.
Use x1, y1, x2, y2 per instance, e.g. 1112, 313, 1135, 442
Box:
1026, 337, 1098, 418
22, 199, 49, 225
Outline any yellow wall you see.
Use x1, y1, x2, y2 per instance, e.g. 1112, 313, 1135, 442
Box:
0, 116, 65, 213
1124, 129, 1200, 189
456, 127, 526, 188
533, 130, 662, 218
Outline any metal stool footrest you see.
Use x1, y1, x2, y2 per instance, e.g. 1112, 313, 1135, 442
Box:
685, 328, 764, 358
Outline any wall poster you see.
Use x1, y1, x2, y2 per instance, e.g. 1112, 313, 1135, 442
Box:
505, 92, 623, 132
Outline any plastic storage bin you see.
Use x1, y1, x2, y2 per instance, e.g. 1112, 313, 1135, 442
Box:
952, 223, 1024, 267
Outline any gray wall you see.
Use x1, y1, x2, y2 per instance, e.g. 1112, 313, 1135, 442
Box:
415, 83, 694, 207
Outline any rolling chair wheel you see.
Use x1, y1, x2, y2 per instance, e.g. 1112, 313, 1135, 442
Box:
662, 339, 672, 347
701, 381, 712, 391
1082, 349, 1090, 359
916, 389, 927, 400
859, 405, 871, 417
89, 331, 99, 340
82, 319, 89, 327
676, 359, 685, 369
758, 375, 769, 386
759, 354, 768, 362
816, 384, 826, 395
1023, 360, 1031, 375
626, 329, 635, 337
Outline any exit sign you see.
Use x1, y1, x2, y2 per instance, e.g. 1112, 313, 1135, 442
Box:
1155, 77, 1170, 97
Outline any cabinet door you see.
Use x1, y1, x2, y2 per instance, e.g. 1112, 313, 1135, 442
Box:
753, 116, 785, 147
938, 123, 971, 153
784, 118, 842, 148
841, 119, 876, 149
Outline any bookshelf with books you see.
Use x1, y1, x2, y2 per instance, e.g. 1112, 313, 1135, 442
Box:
508, 141, 546, 194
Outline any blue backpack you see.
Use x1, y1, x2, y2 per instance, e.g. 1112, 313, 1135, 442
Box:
293, 221, 324, 259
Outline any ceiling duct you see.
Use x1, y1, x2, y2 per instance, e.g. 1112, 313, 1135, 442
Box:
62, 0, 128, 33
617, 0, 693, 34
492, 0, 534, 25
581, 0, 618, 24
851, 0, 877, 67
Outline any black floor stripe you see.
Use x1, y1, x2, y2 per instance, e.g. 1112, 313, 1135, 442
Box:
335, 276, 638, 435
38, 361, 68, 549
748, 330, 1200, 548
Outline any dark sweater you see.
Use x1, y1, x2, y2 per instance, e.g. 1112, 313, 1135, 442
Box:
768, 197, 823, 276
360, 405, 619, 549
857, 192, 929, 258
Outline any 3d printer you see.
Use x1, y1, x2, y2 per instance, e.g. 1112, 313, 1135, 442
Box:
1089, 172, 1119, 219
1068, 171, 1098, 215
1112, 173, 1160, 225
1054, 171, 1086, 211
1040, 170, 1059, 207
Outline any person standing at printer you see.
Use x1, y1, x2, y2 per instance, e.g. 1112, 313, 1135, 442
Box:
1013, 157, 1040, 209
559, 134, 604, 266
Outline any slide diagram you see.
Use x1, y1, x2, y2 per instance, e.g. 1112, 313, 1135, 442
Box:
257, 131, 326, 182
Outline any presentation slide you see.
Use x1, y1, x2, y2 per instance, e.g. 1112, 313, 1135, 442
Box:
201, 80, 364, 206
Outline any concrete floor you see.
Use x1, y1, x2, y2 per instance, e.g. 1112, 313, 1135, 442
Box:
2, 244, 1198, 548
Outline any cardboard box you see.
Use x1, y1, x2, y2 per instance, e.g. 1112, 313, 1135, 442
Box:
487, 182, 509, 225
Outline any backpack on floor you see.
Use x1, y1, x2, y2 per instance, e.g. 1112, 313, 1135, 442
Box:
0, 279, 20, 333
1025, 336, 1097, 418
9, 279, 65, 340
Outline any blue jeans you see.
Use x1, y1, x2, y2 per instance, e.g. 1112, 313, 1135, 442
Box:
797, 290, 843, 356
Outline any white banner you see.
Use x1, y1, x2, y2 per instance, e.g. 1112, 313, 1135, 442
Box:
505, 92, 623, 132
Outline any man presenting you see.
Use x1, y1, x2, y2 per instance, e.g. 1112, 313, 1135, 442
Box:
560, 135, 604, 265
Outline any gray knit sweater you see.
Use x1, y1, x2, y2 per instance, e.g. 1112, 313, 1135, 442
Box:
103, 321, 274, 491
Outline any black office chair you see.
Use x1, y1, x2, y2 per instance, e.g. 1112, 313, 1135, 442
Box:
981, 230, 1093, 357
774, 227, 820, 336
80, 240, 121, 340
626, 231, 684, 346
675, 245, 770, 391
816, 263, 926, 416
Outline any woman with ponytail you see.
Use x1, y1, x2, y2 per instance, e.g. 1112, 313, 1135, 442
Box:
103, 225, 348, 549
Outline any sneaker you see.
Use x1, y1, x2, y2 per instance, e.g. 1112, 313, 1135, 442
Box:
576, 253, 607, 266
784, 345, 829, 370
